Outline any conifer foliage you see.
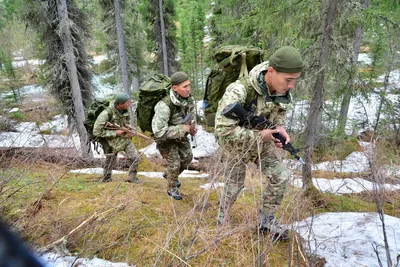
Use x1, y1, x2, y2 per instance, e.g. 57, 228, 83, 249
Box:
23, 0, 93, 154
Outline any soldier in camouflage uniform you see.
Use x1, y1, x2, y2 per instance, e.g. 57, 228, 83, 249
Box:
215, 46, 304, 238
93, 93, 142, 183
152, 72, 197, 200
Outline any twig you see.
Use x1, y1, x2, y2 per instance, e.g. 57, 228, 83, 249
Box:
294, 233, 307, 263
144, 236, 193, 267
40, 204, 125, 253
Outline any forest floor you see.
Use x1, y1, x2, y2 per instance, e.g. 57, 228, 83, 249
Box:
1, 144, 400, 266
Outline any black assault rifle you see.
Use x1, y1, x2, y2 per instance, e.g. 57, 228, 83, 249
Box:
222, 102, 305, 164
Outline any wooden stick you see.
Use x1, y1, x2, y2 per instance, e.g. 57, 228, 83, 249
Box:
40, 204, 125, 253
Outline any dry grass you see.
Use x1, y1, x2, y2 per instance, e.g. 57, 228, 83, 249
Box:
1, 127, 399, 266
0, 156, 324, 266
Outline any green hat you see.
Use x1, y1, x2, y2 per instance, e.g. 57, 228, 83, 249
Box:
114, 92, 130, 105
170, 71, 189, 85
269, 46, 304, 73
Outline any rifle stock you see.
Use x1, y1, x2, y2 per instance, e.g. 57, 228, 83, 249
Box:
104, 122, 151, 140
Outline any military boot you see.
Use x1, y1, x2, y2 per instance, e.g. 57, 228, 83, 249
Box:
163, 172, 181, 188
126, 174, 142, 184
102, 174, 112, 183
259, 214, 290, 241
167, 188, 182, 200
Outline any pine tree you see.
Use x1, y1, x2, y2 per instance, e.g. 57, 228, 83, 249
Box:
23, 0, 92, 156
142, 0, 179, 75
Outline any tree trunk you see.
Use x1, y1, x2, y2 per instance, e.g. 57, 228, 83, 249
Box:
159, 0, 169, 76
302, 0, 339, 194
114, 0, 130, 94
57, 0, 89, 157
114, 0, 135, 126
338, 0, 368, 134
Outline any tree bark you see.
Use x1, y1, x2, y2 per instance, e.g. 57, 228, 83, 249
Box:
159, 0, 169, 76
114, 0, 130, 94
338, 0, 368, 134
114, 0, 135, 125
302, 0, 339, 192
57, 0, 89, 157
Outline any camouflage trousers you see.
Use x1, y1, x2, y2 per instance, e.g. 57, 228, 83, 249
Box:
217, 139, 289, 224
102, 141, 141, 179
156, 138, 193, 191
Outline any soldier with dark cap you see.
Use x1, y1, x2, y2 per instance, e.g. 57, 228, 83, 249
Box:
152, 72, 197, 200
93, 92, 142, 183
215, 46, 304, 239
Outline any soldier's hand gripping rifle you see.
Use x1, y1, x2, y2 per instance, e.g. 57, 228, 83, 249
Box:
104, 122, 151, 140
181, 113, 197, 148
222, 102, 305, 164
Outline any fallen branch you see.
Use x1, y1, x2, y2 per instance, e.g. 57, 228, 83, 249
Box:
40, 204, 126, 254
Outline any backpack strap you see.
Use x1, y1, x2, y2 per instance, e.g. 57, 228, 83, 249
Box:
239, 76, 257, 107
161, 94, 177, 123
239, 52, 248, 78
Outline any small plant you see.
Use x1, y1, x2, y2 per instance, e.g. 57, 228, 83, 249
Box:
9, 111, 24, 121
39, 129, 52, 135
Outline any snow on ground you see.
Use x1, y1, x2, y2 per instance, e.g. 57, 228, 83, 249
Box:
313, 151, 370, 173
295, 212, 400, 267
139, 125, 218, 159
39, 252, 133, 267
291, 176, 400, 194
358, 53, 373, 65
69, 168, 209, 179
200, 182, 225, 190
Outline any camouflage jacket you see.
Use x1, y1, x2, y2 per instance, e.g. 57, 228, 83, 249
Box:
152, 89, 196, 142
215, 62, 292, 144
93, 100, 132, 152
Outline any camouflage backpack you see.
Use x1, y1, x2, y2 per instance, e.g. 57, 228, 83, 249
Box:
84, 97, 113, 145
136, 73, 174, 133
203, 45, 263, 126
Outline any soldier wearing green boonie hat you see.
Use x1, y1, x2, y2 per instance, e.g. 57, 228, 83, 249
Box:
214, 46, 304, 240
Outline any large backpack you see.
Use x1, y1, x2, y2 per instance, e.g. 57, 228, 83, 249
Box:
84, 97, 113, 146
203, 45, 263, 126
136, 73, 173, 133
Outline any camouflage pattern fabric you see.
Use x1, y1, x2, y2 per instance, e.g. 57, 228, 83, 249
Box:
152, 89, 196, 141
93, 100, 141, 179
215, 62, 291, 224
157, 139, 192, 190
152, 90, 196, 190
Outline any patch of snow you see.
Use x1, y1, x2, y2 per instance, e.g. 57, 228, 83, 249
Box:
0, 132, 80, 149
377, 69, 400, 90
69, 169, 208, 179
200, 182, 224, 190
39, 115, 69, 134
291, 176, 400, 195
12, 59, 44, 68
8, 108, 20, 113
69, 168, 127, 175
358, 53, 372, 65
40, 252, 134, 267
140, 126, 218, 159
313, 151, 370, 173
139, 142, 160, 158
295, 212, 400, 267
178, 170, 209, 178
92, 54, 108, 65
